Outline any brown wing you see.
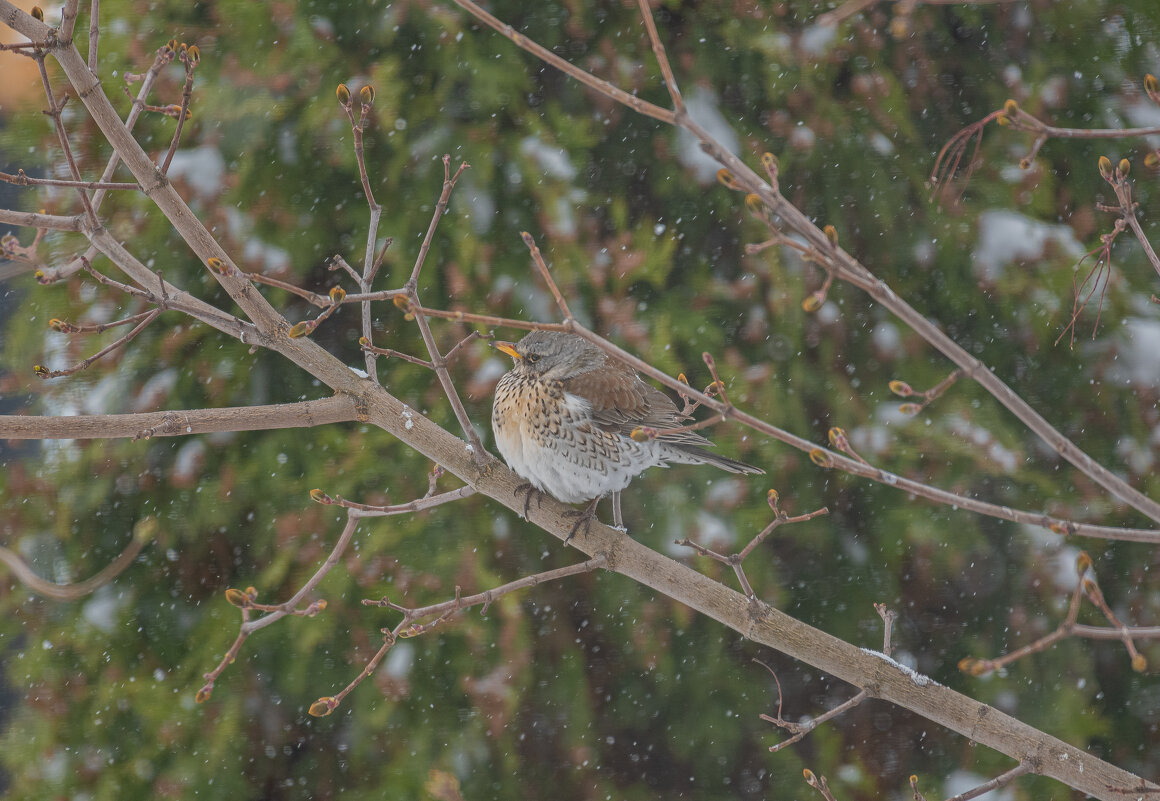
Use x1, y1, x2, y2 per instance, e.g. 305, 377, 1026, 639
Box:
561, 360, 714, 447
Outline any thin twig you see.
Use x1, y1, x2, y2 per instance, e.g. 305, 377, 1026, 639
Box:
159, 44, 197, 174
88, 0, 100, 73
311, 485, 476, 518
946, 763, 1033, 801
450, 0, 676, 125
308, 554, 609, 718
196, 512, 361, 703
0, 169, 138, 191
246, 271, 332, 307
35, 57, 99, 224
759, 604, 898, 752
400, 155, 485, 461
635, 0, 684, 115
408, 155, 470, 286
959, 553, 1157, 676
35, 309, 160, 378
678, 496, 829, 597
521, 230, 573, 320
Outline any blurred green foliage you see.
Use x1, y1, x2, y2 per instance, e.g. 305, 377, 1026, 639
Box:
2, 1, 1159, 799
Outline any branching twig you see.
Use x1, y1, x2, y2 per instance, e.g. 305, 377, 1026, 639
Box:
959, 552, 1155, 677
310, 485, 476, 519
196, 512, 361, 703
306, 554, 609, 718
0, 169, 138, 191
889, 369, 964, 415
678, 491, 829, 598
34, 56, 99, 224
758, 604, 896, 753
398, 155, 485, 461
946, 763, 1033, 801
159, 42, 198, 175
34, 308, 160, 378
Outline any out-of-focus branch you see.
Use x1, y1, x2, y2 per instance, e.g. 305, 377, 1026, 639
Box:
0, 516, 154, 600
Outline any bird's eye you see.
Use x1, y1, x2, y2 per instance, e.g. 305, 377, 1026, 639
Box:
526, 353, 541, 363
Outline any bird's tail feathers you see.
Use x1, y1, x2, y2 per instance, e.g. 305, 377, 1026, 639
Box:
669, 445, 764, 475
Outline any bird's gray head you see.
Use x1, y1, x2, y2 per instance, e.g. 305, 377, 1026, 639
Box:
493, 331, 606, 380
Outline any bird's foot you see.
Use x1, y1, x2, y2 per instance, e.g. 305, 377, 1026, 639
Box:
562, 497, 602, 544
513, 482, 545, 520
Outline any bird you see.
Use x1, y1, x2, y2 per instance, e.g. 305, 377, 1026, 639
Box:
490, 330, 764, 538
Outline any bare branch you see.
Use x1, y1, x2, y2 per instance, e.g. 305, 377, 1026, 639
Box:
0, 395, 361, 440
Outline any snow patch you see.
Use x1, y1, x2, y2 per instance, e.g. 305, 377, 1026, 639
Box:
972, 210, 1083, 283
861, 648, 934, 687
677, 86, 741, 184
166, 145, 226, 199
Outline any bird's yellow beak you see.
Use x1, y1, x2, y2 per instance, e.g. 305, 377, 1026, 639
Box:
492, 341, 521, 360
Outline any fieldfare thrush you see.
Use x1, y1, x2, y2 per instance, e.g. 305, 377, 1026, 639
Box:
491, 331, 764, 535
